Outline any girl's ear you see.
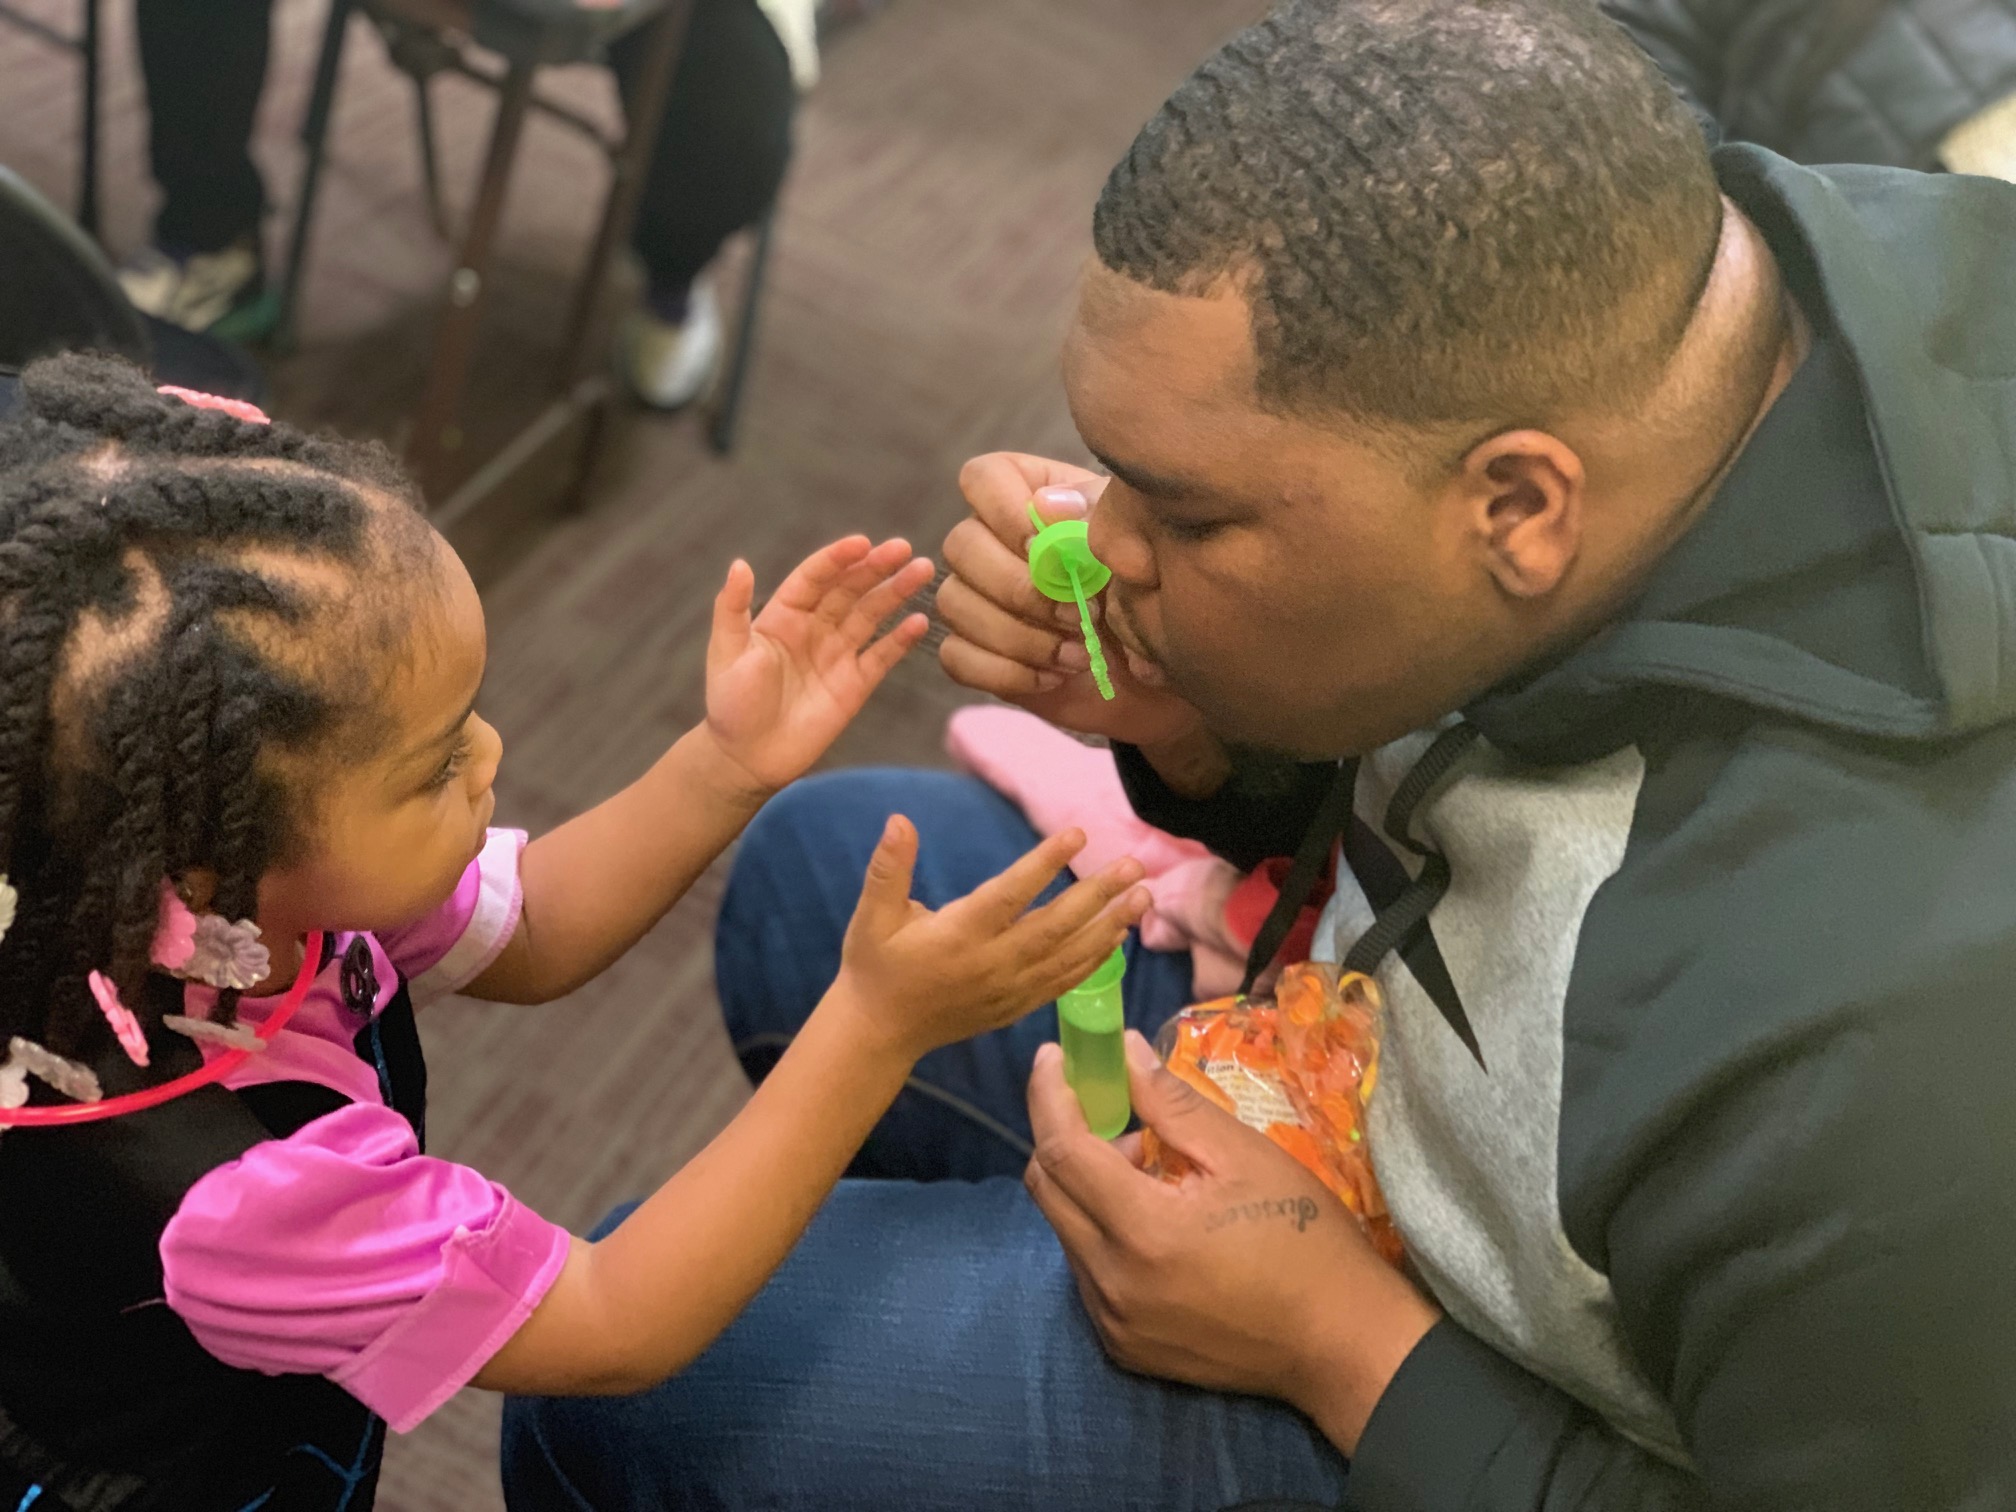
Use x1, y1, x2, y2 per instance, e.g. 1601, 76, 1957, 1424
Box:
175, 870, 219, 914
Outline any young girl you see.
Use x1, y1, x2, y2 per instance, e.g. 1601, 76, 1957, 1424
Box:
0, 355, 1150, 1512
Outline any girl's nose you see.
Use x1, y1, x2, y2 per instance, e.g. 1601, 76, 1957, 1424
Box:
468, 714, 504, 792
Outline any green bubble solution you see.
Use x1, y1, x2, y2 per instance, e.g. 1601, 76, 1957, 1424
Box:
1058, 946, 1130, 1138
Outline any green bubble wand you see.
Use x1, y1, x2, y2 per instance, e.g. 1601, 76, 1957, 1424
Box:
1025, 503, 1116, 701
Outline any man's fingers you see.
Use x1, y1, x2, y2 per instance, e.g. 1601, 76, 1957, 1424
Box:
955, 453, 1107, 546
707, 559, 756, 680
936, 575, 1077, 672
944, 829, 1084, 934
939, 634, 1067, 700
1027, 1042, 1153, 1234
769, 536, 873, 614
941, 516, 1063, 628
1123, 1030, 1251, 1168
1024, 1145, 1113, 1263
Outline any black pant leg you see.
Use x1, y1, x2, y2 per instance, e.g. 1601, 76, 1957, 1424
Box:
136, 0, 275, 253
608, 0, 797, 296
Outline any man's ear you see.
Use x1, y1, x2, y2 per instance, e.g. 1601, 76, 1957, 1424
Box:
1455, 429, 1586, 599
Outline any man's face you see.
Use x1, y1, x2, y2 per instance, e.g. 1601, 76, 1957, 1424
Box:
1063, 264, 1507, 758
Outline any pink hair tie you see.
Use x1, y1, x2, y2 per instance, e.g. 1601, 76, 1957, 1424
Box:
156, 386, 271, 426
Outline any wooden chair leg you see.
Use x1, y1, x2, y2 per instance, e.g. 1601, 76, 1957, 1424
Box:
411, 72, 450, 239
77, 0, 100, 238
708, 206, 775, 456
405, 50, 541, 499
556, 0, 695, 384
273, 0, 358, 351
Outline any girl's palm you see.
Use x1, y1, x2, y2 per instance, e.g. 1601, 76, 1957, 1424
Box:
706, 538, 933, 792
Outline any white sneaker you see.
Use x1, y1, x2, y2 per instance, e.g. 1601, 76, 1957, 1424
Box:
624, 281, 723, 410
118, 243, 264, 334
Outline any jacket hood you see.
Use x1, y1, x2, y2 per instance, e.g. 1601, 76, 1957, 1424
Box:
1469, 146, 2016, 755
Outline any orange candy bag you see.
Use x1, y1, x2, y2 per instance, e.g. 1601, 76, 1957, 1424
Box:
1143, 962, 1404, 1266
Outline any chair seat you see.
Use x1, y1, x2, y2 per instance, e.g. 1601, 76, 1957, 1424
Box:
366, 0, 671, 65
472, 0, 672, 64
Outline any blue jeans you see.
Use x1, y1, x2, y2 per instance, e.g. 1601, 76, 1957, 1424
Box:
500, 770, 1350, 1511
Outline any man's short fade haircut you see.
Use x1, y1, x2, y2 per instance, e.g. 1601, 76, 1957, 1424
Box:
1093, 0, 1723, 431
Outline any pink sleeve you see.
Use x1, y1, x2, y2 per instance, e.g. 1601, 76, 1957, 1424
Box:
161, 1102, 572, 1433
377, 827, 527, 1005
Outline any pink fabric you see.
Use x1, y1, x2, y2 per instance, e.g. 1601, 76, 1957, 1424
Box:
945, 706, 1249, 997
162, 1104, 570, 1433
203, 829, 528, 1106
158, 828, 562, 1431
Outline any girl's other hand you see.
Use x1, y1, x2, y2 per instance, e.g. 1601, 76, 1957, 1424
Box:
832, 817, 1151, 1065
703, 538, 934, 796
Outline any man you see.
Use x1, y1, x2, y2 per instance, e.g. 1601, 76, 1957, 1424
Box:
501, 1, 2016, 1506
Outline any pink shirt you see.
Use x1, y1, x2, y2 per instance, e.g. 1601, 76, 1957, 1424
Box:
159, 830, 572, 1433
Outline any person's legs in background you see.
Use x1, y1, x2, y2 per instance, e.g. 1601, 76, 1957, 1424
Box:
124, 0, 276, 336
714, 768, 1195, 1180
609, 0, 797, 409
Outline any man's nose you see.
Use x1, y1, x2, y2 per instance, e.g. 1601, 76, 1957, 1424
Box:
1088, 495, 1156, 587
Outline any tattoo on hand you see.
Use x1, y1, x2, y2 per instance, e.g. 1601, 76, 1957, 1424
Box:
1203, 1195, 1321, 1234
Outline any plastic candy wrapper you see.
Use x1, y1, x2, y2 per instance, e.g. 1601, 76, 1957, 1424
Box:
1143, 962, 1403, 1266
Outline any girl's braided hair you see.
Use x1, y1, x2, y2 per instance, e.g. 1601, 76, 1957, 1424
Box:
0, 354, 434, 1072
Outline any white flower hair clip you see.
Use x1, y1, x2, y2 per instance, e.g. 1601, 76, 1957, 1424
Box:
0, 875, 16, 949
153, 887, 269, 991
162, 1014, 266, 1055
4, 1037, 103, 1106
184, 914, 270, 991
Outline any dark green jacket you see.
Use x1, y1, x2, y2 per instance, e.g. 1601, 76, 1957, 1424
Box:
1122, 146, 2016, 1509
1604, 0, 2016, 169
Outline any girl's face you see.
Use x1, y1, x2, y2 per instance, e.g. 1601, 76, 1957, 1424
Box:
257, 532, 501, 940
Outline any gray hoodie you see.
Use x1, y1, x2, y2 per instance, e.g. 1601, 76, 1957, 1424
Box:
1121, 146, 2016, 1510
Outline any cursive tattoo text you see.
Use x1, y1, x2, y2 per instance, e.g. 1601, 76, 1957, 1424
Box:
1203, 1195, 1322, 1234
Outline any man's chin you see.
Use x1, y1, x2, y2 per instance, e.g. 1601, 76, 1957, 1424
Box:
1189, 698, 1375, 765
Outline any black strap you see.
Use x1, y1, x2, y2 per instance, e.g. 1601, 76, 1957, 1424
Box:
1238, 760, 1357, 997
1375, 723, 1481, 859
1341, 723, 1486, 1064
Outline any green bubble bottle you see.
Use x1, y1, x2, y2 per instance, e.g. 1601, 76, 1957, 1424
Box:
1058, 946, 1130, 1138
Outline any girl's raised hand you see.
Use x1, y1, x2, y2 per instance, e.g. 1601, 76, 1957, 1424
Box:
704, 538, 935, 795
832, 816, 1151, 1065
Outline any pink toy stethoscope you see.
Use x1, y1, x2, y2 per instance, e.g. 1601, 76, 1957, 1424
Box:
0, 931, 325, 1127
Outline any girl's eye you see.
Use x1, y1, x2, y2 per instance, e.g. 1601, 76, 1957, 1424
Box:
424, 736, 471, 793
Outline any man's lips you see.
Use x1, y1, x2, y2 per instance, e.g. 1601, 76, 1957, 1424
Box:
1121, 644, 1169, 688
1102, 604, 1171, 689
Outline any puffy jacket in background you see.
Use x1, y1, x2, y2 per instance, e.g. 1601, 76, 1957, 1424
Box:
1602, 0, 2016, 171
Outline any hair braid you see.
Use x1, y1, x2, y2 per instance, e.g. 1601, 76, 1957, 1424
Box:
0, 353, 433, 1069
